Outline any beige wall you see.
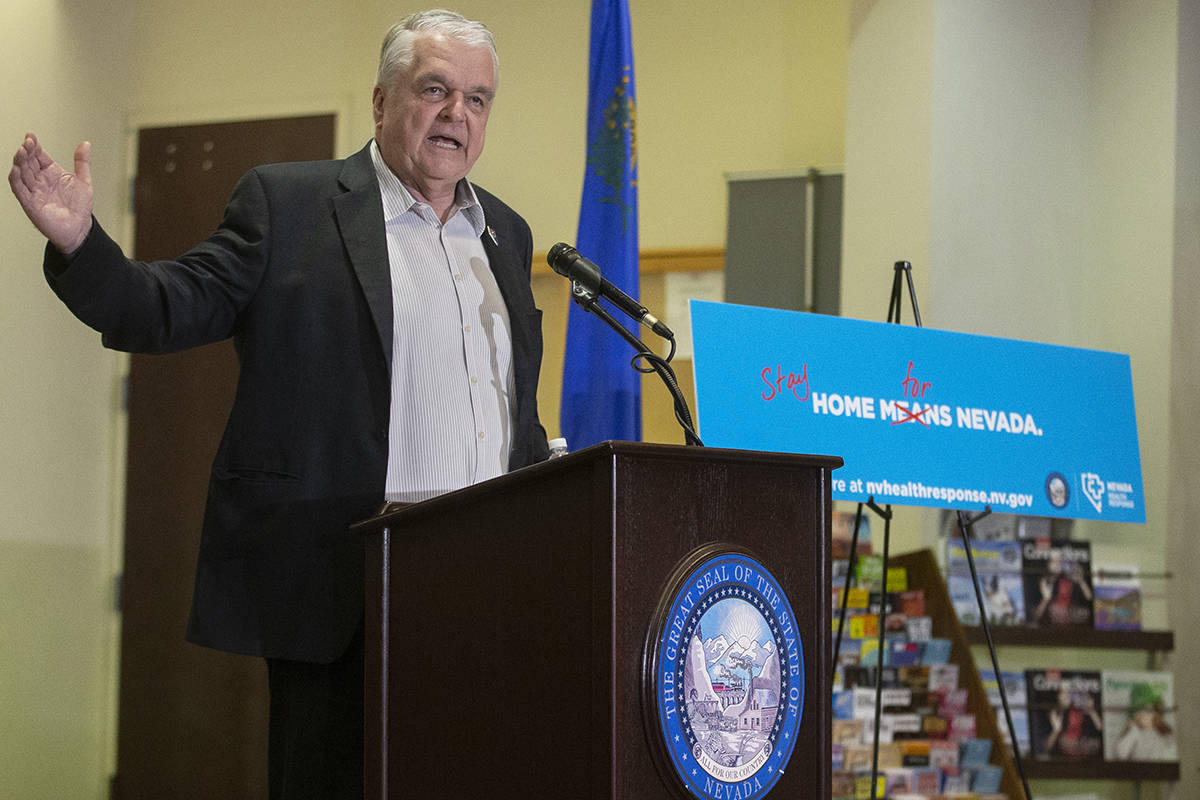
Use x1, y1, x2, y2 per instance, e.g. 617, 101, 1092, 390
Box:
1077, 0, 1177, 633
2, 2, 135, 797
839, 0, 939, 546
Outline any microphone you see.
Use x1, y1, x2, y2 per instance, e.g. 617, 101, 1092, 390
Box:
547, 242, 674, 339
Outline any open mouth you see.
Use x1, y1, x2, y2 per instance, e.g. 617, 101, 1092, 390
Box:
428, 135, 462, 150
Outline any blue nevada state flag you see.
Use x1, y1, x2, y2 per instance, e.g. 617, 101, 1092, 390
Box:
560, 0, 641, 449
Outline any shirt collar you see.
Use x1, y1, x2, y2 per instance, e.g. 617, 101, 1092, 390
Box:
370, 140, 486, 236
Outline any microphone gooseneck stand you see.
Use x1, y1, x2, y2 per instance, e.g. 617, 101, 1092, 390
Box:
568, 277, 703, 447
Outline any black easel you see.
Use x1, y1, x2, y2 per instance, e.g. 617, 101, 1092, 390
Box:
830, 261, 1033, 800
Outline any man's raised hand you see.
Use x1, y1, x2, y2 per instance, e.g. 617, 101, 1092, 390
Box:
9, 133, 94, 255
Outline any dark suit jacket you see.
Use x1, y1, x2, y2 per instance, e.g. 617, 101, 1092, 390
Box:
45, 142, 549, 662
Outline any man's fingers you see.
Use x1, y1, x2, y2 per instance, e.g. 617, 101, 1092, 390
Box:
31, 135, 55, 170
10, 142, 41, 194
12, 136, 35, 176
8, 162, 29, 202
18, 133, 38, 163
74, 141, 92, 186
11, 134, 48, 186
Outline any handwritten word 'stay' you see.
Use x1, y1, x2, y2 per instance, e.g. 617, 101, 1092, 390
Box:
761, 364, 810, 402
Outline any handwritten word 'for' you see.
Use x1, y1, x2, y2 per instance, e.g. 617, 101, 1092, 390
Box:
761, 364, 810, 402
895, 360, 933, 425
901, 360, 931, 398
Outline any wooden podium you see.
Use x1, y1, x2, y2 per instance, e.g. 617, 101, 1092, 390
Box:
354, 442, 840, 799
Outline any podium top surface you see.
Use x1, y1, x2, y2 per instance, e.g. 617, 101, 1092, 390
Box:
352, 440, 842, 534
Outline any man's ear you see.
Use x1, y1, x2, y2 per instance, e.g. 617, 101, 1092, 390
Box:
372, 85, 385, 124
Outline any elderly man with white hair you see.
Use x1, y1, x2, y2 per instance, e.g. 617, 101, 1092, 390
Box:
10, 9, 549, 798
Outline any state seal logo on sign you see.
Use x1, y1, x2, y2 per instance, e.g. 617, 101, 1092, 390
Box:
1045, 471, 1070, 509
644, 546, 804, 800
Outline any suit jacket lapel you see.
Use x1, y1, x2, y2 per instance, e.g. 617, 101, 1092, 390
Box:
477, 200, 526, 319
476, 192, 543, 463
333, 144, 392, 370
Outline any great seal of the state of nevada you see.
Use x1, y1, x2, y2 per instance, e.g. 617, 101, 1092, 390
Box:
645, 548, 805, 800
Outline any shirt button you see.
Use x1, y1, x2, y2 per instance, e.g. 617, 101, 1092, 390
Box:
464, 324, 472, 332
454, 273, 463, 281
470, 376, 479, 384
477, 431, 486, 439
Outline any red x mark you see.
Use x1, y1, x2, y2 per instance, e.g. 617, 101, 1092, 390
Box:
891, 402, 930, 427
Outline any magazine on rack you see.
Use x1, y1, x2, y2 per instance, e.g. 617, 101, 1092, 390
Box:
1025, 669, 1103, 759
1102, 670, 1177, 762
1021, 538, 1094, 627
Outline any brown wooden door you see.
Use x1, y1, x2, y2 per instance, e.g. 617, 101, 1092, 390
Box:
114, 115, 336, 799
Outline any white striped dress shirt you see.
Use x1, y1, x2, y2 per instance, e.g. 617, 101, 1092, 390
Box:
370, 141, 515, 503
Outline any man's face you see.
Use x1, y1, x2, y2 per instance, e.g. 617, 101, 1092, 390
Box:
372, 33, 495, 203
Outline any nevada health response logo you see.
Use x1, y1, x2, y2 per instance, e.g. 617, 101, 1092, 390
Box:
645, 548, 804, 800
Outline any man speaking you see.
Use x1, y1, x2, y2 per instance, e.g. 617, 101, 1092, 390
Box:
9, 9, 549, 798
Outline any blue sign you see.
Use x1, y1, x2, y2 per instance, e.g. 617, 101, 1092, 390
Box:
690, 301, 1145, 522
650, 550, 804, 800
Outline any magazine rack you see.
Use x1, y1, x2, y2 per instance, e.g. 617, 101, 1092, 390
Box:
894, 550, 1179, 788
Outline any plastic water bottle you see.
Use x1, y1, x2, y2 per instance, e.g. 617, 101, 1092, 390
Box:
548, 437, 569, 459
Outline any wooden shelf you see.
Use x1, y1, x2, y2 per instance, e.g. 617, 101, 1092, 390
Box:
962, 626, 1173, 651
1022, 759, 1180, 782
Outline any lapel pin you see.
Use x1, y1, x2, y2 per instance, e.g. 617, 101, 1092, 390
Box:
487, 226, 499, 246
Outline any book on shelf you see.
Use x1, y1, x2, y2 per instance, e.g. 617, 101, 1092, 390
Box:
1025, 668, 1103, 760
832, 557, 851, 588
887, 640, 922, 666
979, 668, 1031, 757
944, 538, 1025, 626
1101, 669, 1177, 762
831, 509, 872, 559
919, 638, 951, 664
1021, 538, 1094, 628
1093, 564, 1142, 631
969, 763, 1004, 793
854, 555, 907, 593
896, 589, 925, 617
